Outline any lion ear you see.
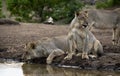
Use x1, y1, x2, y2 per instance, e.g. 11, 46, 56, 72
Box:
84, 10, 88, 17
29, 42, 36, 49
75, 11, 80, 17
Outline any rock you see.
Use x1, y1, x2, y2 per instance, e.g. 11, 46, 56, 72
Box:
0, 19, 19, 25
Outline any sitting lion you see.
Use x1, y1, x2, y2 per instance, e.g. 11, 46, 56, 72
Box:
69, 10, 95, 31
84, 8, 120, 46
22, 36, 70, 64
65, 10, 104, 60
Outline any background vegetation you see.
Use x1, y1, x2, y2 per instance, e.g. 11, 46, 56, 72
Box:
0, 0, 120, 24
0, 1, 3, 18
96, 0, 120, 9
0, 0, 84, 23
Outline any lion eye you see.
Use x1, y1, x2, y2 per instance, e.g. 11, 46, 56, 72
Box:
24, 51, 29, 55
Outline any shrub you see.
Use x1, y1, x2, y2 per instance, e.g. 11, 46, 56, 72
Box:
1, 0, 84, 23
96, 0, 120, 9
96, 0, 113, 9
51, 0, 84, 23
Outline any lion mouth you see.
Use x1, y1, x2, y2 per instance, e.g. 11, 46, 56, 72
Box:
82, 24, 88, 28
82, 21, 88, 28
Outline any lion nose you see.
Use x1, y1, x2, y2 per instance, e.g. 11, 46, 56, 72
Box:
112, 39, 115, 42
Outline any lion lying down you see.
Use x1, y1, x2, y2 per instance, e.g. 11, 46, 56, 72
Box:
23, 36, 69, 64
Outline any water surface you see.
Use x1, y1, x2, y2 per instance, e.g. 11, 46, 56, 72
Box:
0, 63, 120, 76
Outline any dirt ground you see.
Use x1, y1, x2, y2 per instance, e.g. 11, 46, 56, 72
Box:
0, 23, 120, 71
0, 23, 68, 59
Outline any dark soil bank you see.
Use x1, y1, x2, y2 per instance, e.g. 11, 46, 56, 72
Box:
0, 23, 120, 71
53, 52, 120, 71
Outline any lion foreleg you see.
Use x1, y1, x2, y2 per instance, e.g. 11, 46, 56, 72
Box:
112, 28, 116, 45
112, 26, 120, 46
118, 36, 120, 46
47, 49, 65, 64
64, 39, 76, 60
116, 30, 120, 46
81, 35, 89, 59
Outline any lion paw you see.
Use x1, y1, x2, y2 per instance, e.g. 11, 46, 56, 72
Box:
82, 53, 89, 59
46, 59, 52, 64
64, 53, 73, 60
89, 55, 97, 58
76, 53, 82, 56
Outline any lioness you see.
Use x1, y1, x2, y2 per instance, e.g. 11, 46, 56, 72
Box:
23, 36, 69, 64
65, 10, 103, 60
85, 8, 120, 45
70, 10, 95, 31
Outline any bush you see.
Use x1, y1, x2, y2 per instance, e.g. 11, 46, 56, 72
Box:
113, 0, 120, 6
96, 0, 114, 9
0, 0, 2, 18
0, 0, 84, 23
51, 0, 84, 23
96, 0, 120, 9
7, 0, 32, 22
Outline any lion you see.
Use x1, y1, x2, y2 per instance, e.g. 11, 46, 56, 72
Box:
22, 36, 70, 64
65, 10, 104, 60
83, 8, 120, 45
69, 11, 95, 31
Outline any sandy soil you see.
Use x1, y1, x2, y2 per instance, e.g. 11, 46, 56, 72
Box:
0, 23, 68, 48
0, 23, 69, 59
0, 23, 119, 71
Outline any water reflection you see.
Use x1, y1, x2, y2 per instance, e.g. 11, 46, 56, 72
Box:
22, 64, 120, 76
0, 63, 120, 76
0, 63, 24, 76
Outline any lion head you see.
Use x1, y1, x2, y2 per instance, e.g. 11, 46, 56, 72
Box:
22, 42, 38, 60
75, 10, 89, 28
